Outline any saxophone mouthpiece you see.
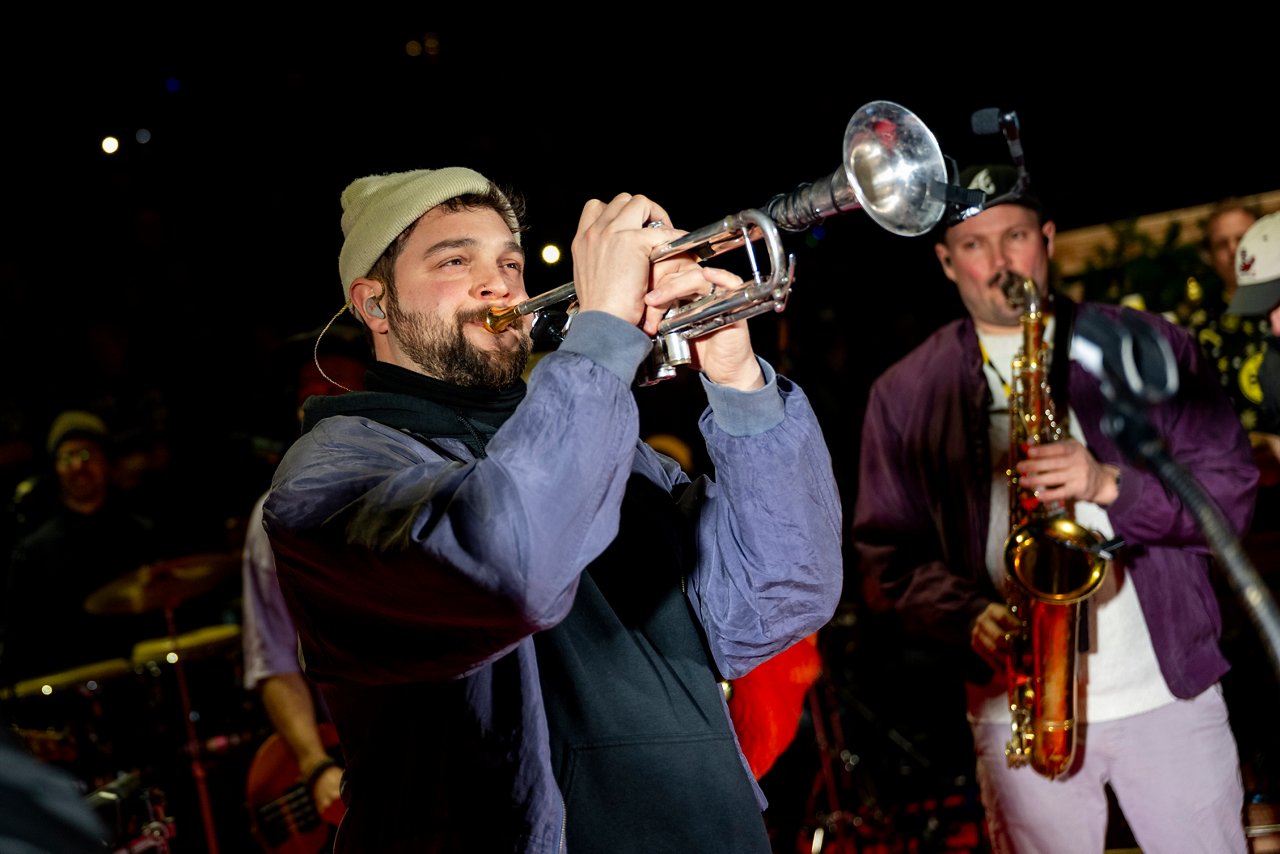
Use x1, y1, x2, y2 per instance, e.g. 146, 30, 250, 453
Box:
996, 272, 1037, 311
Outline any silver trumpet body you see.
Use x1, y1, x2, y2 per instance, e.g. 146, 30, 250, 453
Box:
485, 100, 949, 385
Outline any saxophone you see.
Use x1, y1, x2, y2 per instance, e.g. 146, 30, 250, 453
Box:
1001, 275, 1109, 779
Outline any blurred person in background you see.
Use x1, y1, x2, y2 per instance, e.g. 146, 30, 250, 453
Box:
241, 331, 367, 852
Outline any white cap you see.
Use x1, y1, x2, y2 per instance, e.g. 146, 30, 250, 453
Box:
1227, 210, 1280, 316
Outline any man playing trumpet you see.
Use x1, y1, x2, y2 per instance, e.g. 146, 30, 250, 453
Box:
261, 166, 843, 853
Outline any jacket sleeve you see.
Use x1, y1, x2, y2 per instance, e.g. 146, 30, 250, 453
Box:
684, 364, 845, 681
852, 375, 995, 648
240, 492, 302, 691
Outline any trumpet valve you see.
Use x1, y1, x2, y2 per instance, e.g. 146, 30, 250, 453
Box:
637, 333, 690, 387
662, 331, 691, 368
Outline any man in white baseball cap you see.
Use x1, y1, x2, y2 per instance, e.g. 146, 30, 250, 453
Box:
1227, 211, 1280, 432
1223, 209, 1280, 817
1228, 211, 1280, 326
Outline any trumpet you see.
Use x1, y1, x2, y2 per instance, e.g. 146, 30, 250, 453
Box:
485, 100, 949, 384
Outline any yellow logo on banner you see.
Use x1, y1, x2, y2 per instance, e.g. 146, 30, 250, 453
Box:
1240, 351, 1266, 405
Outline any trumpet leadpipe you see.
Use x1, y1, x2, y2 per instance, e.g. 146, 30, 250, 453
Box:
483, 283, 575, 334
482, 213, 772, 336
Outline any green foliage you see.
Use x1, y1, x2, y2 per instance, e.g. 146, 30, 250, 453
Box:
1063, 217, 1221, 320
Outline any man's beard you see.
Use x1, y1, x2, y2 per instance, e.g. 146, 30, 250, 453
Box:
388, 298, 532, 389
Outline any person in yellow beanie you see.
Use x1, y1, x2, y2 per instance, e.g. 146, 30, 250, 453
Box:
2, 409, 168, 715
261, 167, 843, 852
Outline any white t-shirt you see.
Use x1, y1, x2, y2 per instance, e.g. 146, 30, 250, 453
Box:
969, 324, 1175, 725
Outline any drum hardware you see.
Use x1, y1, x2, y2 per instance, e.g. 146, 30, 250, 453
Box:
83, 552, 239, 616
5, 657, 136, 775
10, 657, 133, 699
132, 624, 249, 757
151, 606, 222, 854
131, 623, 242, 668
85, 554, 241, 854
799, 666, 862, 854
86, 771, 176, 853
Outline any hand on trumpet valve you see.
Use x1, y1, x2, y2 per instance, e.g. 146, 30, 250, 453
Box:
571, 193, 679, 327
645, 265, 763, 391
642, 264, 739, 333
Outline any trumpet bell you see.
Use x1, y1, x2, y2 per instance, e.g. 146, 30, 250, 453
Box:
765, 100, 948, 238
841, 101, 949, 237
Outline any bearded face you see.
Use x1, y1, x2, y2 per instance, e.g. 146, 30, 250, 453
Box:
386, 292, 531, 389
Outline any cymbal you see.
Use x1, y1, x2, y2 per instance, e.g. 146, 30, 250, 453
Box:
84, 552, 239, 615
131, 624, 242, 667
9, 657, 133, 699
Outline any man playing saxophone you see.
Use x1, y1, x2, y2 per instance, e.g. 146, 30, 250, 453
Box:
853, 159, 1257, 853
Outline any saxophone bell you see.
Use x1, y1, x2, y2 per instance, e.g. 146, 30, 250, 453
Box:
1006, 517, 1109, 605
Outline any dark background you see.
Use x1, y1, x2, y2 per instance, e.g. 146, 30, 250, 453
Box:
4, 21, 1277, 513
2, 19, 1278, 849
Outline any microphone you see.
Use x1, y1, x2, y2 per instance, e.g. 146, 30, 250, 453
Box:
970, 107, 1013, 137
1070, 310, 1179, 405
1071, 309, 1179, 459
971, 107, 1027, 183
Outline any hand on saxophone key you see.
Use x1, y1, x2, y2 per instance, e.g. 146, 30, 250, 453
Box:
970, 602, 1022, 672
1015, 439, 1120, 506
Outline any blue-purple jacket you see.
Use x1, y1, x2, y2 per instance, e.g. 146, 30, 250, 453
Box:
264, 311, 843, 852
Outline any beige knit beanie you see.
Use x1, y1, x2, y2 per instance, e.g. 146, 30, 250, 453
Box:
337, 166, 520, 310
46, 410, 108, 456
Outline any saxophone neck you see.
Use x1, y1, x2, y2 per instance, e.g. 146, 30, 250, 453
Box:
1000, 272, 1056, 320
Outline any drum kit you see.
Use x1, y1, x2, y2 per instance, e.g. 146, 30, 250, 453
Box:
1, 550, 253, 854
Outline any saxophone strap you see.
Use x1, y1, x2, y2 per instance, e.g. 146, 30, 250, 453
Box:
976, 292, 1075, 410
977, 340, 1012, 402
1047, 291, 1075, 416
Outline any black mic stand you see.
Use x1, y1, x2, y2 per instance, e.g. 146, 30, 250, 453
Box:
1099, 386, 1280, 683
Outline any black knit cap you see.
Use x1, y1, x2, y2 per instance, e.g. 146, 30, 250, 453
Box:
941, 163, 1043, 231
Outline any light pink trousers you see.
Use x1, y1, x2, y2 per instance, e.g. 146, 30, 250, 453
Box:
971, 683, 1247, 853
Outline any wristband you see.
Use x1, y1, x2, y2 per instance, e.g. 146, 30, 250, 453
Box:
305, 757, 340, 793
